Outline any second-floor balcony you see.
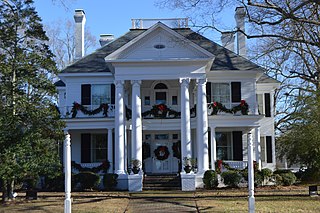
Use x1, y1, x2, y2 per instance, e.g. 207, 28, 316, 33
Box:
58, 100, 259, 119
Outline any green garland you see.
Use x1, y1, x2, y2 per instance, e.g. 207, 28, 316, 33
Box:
142, 104, 180, 118
209, 100, 249, 115
71, 161, 110, 173
71, 102, 109, 118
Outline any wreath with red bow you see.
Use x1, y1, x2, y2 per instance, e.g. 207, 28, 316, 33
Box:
154, 146, 170, 161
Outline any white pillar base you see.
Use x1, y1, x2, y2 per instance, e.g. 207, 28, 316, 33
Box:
116, 173, 128, 190
195, 173, 205, 188
181, 173, 196, 191
64, 199, 71, 213
128, 173, 143, 192
248, 196, 255, 213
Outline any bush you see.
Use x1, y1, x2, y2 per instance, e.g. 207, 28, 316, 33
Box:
241, 168, 265, 187
103, 173, 118, 190
203, 170, 218, 189
273, 170, 296, 186
221, 170, 242, 188
74, 172, 100, 190
44, 173, 65, 191
260, 168, 273, 178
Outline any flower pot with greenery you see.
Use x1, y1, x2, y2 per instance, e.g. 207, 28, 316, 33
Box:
131, 159, 142, 174
183, 157, 193, 173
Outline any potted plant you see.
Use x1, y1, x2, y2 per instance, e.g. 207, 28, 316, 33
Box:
183, 157, 192, 173
131, 159, 142, 174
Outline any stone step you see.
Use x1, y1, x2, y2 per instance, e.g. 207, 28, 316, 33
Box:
143, 174, 181, 191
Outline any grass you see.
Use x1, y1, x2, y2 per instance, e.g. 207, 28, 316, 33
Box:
0, 186, 319, 212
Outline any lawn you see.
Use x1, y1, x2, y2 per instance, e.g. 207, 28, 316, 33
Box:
0, 186, 319, 213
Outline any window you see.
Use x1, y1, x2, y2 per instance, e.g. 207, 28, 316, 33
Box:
154, 83, 168, 105
91, 134, 107, 162
257, 94, 264, 115
81, 84, 112, 105
155, 92, 166, 104
172, 134, 178, 140
212, 83, 231, 107
211, 82, 241, 108
92, 85, 111, 105
81, 133, 107, 163
155, 134, 169, 140
144, 96, 150, 105
172, 96, 178, 105
216, 132, 232, 160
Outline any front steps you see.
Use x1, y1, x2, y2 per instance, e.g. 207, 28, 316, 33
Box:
143, 174, 181, 190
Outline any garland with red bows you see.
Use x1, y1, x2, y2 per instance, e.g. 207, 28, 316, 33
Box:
209, 100, 249, 115
71, 102, 109, 118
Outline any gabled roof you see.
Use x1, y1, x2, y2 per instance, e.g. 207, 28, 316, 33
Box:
60, 25, 268, 75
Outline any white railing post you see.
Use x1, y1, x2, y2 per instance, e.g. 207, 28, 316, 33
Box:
64, 130, 71, 213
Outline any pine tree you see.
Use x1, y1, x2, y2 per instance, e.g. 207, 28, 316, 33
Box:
0, 0, 64, 201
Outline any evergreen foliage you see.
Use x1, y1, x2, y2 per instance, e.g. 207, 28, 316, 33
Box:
0, 0, 64, 201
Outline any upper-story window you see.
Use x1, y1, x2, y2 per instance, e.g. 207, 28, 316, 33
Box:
81, 84, 115, 105
210, 82, 241, 108
256, 93, 271, 117
154, 83, 168, 105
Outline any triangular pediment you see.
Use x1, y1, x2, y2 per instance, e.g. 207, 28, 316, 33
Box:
105, 22, 214, 61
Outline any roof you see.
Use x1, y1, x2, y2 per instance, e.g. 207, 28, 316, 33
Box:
257, 73, 280, 84
54, 80, 66, 87
61, 26, 269, 75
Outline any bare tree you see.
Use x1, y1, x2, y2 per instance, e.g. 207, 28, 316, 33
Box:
45, 19, 97, 69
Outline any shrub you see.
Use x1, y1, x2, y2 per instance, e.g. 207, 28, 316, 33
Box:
273, 170, 296, 186
260, 168, 273, 178
74, 172, 100, 190
203, 170, 218, 189
103, 173, 118, 190
221, 170, 242, 188
44, 173, 65, 191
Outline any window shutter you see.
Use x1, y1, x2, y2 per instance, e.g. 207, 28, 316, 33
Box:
266, 136, 272, 163
206, 82, 211, 103
81, 84, 91, 105
231, 82, 241, 102
111, 83, 115, 104
264, 93, 271, 117
232, 131, 243, 161
81, 133, 91, 163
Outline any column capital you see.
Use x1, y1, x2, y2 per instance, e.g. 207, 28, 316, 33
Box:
179, 78, 190, 86
114, 80, 125, 87
131, 80, 142, 86
196, 77, 207, 85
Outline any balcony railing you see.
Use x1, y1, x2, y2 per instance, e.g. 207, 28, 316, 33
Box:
131, 18, 188, 29
58, 104, 115, 118
224, 161, 248, 170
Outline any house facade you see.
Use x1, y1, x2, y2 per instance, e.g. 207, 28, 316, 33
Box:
57, 8, 279, 190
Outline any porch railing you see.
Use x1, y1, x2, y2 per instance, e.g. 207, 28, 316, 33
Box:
224, 161, 248, 170
58, 104, 115, 118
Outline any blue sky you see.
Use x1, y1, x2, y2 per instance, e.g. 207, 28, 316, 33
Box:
34, 0, 183, 39
34, 0, 238, 47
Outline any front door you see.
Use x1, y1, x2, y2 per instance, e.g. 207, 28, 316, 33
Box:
152, 141, 171, 173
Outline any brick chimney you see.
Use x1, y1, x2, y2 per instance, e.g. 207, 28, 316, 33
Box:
221, 32, 235, 52
235, 7, 246, 57
99, 34, 115, 46
74, 9, 86, 60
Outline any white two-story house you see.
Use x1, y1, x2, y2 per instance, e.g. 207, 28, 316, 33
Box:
56, 8, 279, 190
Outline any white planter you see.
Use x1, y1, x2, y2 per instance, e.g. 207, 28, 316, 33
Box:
181, 173, 196, 191
128, 174, 143, 192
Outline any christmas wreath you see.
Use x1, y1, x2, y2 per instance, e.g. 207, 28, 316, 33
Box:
154, 146, 170, 161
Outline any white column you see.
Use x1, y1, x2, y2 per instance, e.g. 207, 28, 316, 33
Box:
210, 126, 216, 170
255, 127, 261, 171
107, 128, 113, 173
180, 78, 192, 166
247, 131, 255, 213
196, 78, 209, 174
114, 80, 126, 174
64, 130, 71, 213
131, 80, 142, 166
